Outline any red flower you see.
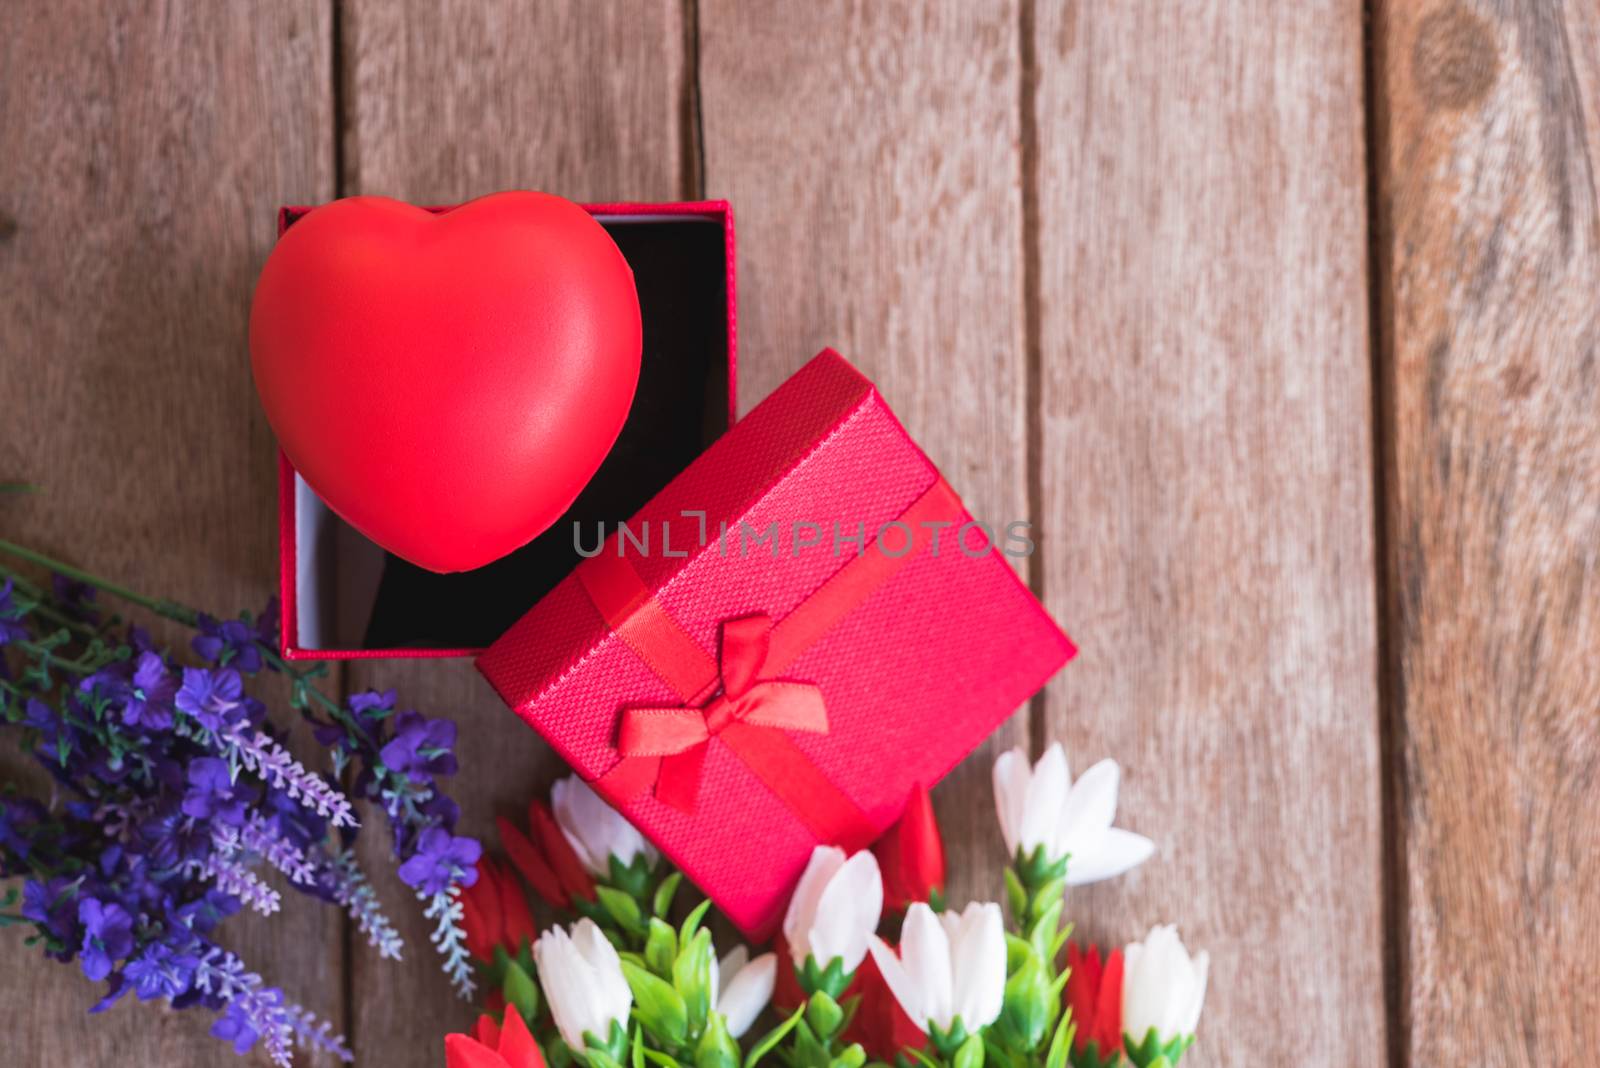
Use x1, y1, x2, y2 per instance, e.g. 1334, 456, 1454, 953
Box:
873, 782, 945, 912
460, 858, 538, 962
1064, 943, 1124, 1061
497, 800, 595, 908
445, 1009, 547, 1068
844, 944, 928, 1060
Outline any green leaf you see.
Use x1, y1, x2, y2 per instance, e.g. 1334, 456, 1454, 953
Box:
654, 871, 684, 917
641, 1050, 685, 1068
981, 1038, 1022, 1068
1026, 900, 1063, 965
680, 897, 713, 943
632, 1025, 647, 1068
952, 1033, 984, 1068
797, 955, 852, 1000
623, 959, 689, 1046
1122, 1027, 1192, 1068
1044, 1009, 1076, 1068
502, 960, 541, 1023
695, 1011, 741, 1068
805, 990, 844, 1041
791, 1019, 829, 1068
830, 1046, 867, 1068
600, 885, 648, 937
610, 851, 657, 898
674, 927, 714, 1037
1004, 866, 1027, 921
743, 1005, 806, 1068
1049, 921, 1074, 964
996, 944, 1049, 1052
646, 918, 679, 976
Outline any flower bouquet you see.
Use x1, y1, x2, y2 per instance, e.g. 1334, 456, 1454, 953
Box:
449, 744, 1208, 1068
0, 540, 483, 1064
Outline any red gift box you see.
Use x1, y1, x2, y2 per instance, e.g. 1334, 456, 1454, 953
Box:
478, 349, 1075, 938
275, 201, 737, 659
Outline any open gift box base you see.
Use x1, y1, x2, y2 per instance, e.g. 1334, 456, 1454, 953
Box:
278, 202, 736, 658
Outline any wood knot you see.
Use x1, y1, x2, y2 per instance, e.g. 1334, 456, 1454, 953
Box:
1413, 5, 1498, 111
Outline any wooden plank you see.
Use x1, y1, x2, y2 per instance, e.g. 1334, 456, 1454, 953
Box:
1030, 4, 1382, 1065
336, 0, 691, 1057
697, 0, 1031, 908
1374, 2, 1600, 1062
0, 1, 338, 1064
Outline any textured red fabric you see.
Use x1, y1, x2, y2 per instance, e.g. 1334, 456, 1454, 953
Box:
478, 350, 1076, 938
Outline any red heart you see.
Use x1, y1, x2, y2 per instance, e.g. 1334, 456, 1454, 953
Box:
250, 192, 642, 573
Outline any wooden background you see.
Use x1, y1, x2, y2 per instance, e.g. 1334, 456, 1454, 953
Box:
2, 0, 1596, 1064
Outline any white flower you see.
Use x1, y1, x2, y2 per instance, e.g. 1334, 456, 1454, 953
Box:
868, 902, 1006, 1035
992, 743, 1154, 884
551, 775, 659, 877
781, 845, 883, 973
1122, 924, 1209, 1044
712, 945, 777, 1038
533, 918, 633, 1050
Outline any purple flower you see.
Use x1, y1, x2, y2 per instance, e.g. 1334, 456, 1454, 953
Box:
51, 573, 101, 623
0, 578, 30, 645
254, 598, 280, 651
378, 710, 458, 784
174, 667, 244, 731
22, 877, 77, 944
124, 941, 200, 1001
348, 688, 395, 720
182, 758, 250, 826
191, 615, 262, 674
172, 889, 241, 936
396, 828, 480, 895
210, 997, 264, 1054
78, 897, 135, 981
121, 651, 178, 730
0, 797, 46, 859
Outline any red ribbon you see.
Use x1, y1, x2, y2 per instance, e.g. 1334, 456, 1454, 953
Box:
578, 476, 965, 849
616, 614, 829, 813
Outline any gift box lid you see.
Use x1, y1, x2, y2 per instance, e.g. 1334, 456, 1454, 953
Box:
478, 348, 1075, 937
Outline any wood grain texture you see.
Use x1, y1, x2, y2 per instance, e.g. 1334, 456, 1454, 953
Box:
0, 1, 338, 1064
1374, 1, 1600, 1062
336, 1, 691, 1059
697, 0, 1032, 909
1029, 4, 1382, 1065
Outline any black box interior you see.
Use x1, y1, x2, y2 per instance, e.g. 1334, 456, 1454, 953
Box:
283, 209, 730, 650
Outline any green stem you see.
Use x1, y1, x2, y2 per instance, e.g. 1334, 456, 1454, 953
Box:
0, 539, 197, 626
21, 598, 102, 640
0, 538, 373, 750
14, 641, 105, 676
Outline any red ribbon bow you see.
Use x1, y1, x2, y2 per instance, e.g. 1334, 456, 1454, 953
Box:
616, 614, 829, 813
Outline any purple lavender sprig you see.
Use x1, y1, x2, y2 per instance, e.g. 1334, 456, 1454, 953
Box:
421, 883, 477, 1001
193, 947, 297, 1067
199, 852, 283, 916
0, 538, 481, 1062
234, 812, 318, 886
218, 722, 357, 829
325, 847, 404, 960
